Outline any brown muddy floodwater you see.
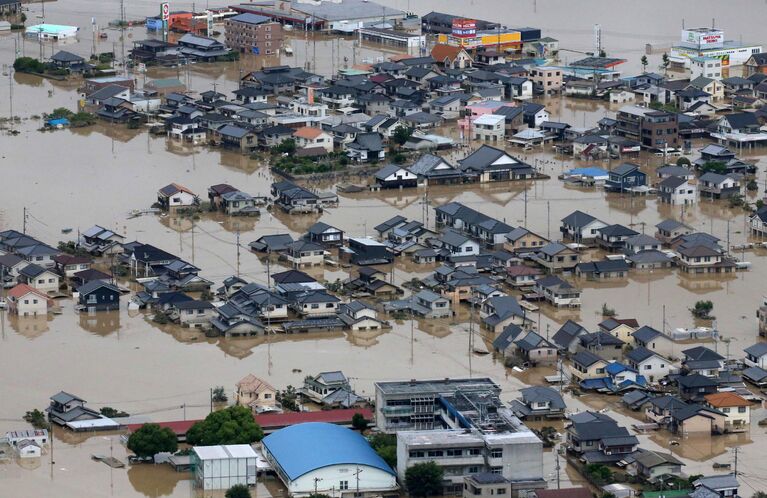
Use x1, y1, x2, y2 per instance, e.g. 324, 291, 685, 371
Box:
2, 0, 767, 496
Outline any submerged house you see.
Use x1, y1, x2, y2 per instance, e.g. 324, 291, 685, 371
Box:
157, 183, 199, 209
76, 280, 121, 312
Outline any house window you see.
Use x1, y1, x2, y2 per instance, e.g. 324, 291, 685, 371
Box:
738, 406, 746, 413
339, 481, 349, 490
490, 448, 503, 458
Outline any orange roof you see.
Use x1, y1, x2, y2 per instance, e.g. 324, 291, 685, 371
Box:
293, 127, 324, 140
431, 44, 470, 63
704, 392, 750, 407
8, 284, 51, 302
172, 183, 195, 195
237, 374, 275, 394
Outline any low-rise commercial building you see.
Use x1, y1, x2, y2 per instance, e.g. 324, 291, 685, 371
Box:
192, 444, 258, 490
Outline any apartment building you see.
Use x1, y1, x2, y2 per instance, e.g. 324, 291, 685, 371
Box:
529, 67, 562, 95
225, 13, 283, 55
616, 105, 679, 149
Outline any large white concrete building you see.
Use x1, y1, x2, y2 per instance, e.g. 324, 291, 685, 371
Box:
376, 378, 544, 495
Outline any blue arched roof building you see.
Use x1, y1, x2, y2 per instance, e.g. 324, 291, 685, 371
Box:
262, 422, 397, 496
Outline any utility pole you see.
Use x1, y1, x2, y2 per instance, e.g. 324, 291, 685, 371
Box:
523, 182, 528, 227
733, 447, 738, 476
209, 387, 213, 413
50, 423, 54, 467
547, 201, 550, 239
555, 446, 561, 489
119, 0, 126, 75
354, 466, 363, 494
236, 231, 241, 277
22, 206, 27, 234
8, 36, 16, 122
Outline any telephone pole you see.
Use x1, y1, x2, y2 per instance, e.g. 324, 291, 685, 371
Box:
523, 182, 528, 227
555, 446, 561, 489
236, 231, 241, 277
354, 466, 363, 494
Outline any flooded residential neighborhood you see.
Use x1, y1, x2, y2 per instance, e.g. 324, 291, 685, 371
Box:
2, 1, 767, 498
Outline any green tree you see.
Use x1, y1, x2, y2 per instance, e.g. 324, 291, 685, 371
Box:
747, 180, 758, 191
405, 462, 443, 497
599, 49, 606, 58
351, 413, 368, 432
50, 107, 74, 119
186, 406, 264, 446
23, 409, 50, 430
14, 56, 46, 73
676, 157, 691, 167
275, 139, 296, 155
127, 423, 178, 459
729, 194, 746, 209
276, 385, 299, 411
69, 112, 96, 127
751, 493, 767, 498
700, 161, 726, 174
225, 484, 251, 498
212, 386, 228, 403
369, 433, 397, 468
691, 300, 714, 319
662, 52, 670, 72
640, 55, 648, 73
585, 463, 612, 484
100, 406, 130, 418
392, 152, 407, 164
391, 126, 413, 147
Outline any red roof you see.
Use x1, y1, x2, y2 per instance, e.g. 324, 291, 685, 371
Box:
124, 408, 373, 436
256, 408, 372, 428
7, 284, 50, 301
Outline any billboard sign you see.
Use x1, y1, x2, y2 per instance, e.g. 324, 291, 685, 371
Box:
682, 28, 723, 48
